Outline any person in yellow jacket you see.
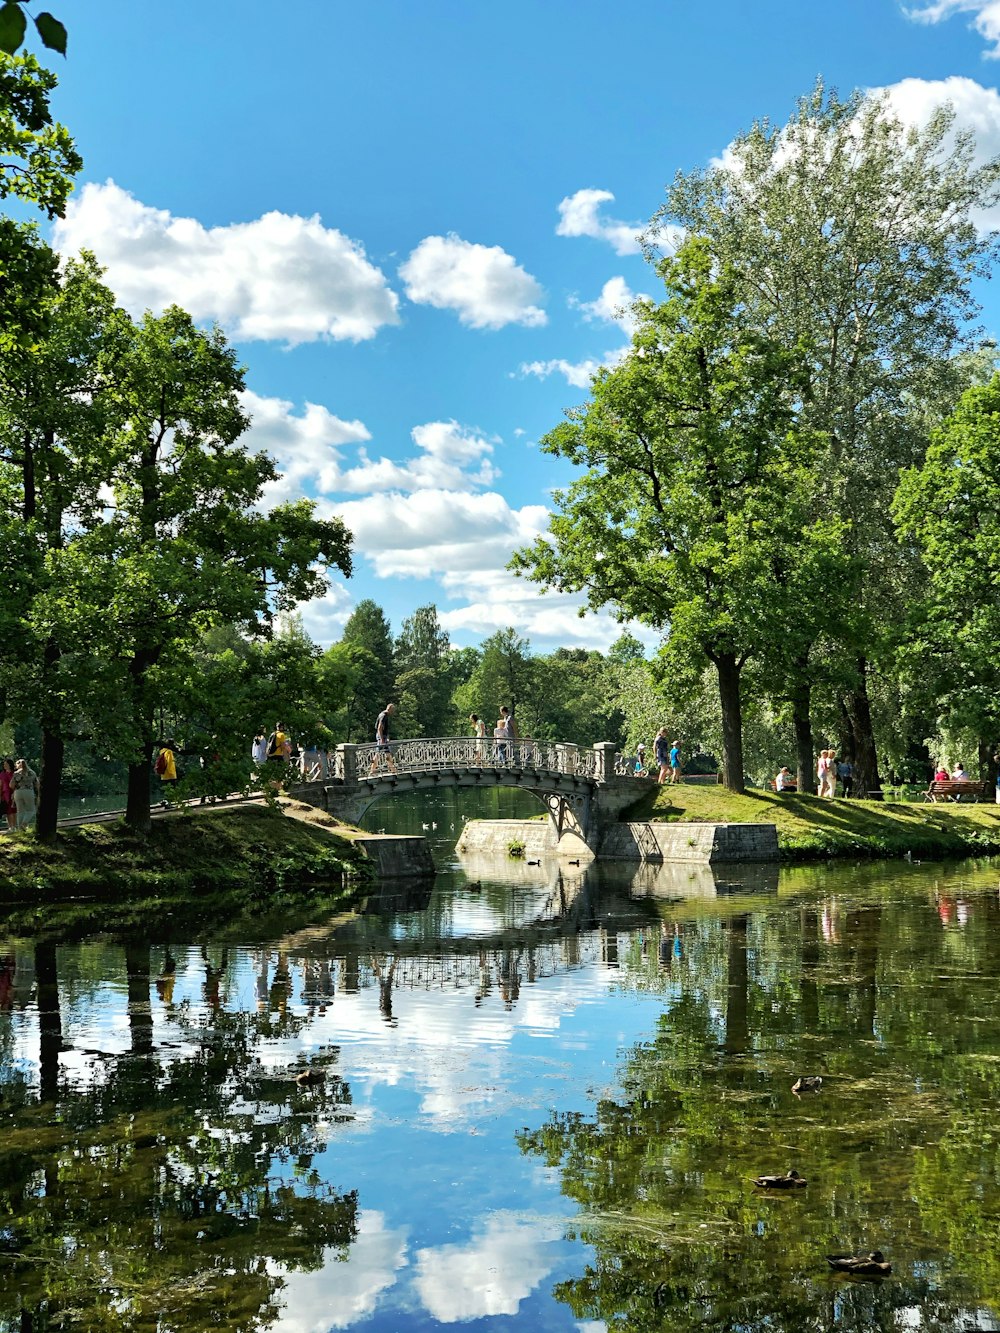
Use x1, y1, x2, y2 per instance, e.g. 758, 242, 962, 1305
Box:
156, 739, 178, 803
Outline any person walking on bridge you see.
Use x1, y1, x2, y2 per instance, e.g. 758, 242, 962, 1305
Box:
370, 703, 397, 774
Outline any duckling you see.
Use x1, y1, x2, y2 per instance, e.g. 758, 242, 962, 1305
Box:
295, 1069, 326, 1087
826, 1251, 891, 1276
527, 859, 540, 866
466, 881, 482, 893
752, 1169, 807, 1189
791, 1076, 823, 1094
567, 859, 580, 866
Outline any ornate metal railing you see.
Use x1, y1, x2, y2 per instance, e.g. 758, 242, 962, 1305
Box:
345, 736, 609, 782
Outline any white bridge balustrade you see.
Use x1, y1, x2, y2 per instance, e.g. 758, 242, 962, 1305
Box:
288, 734, 648, 858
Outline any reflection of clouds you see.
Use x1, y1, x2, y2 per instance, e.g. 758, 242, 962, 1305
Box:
270, 1210, 408, 1331
414, 1212, 562, 1321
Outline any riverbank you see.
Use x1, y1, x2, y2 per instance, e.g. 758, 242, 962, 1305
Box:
624, 783, 1000, 859
0, 802, 374, 931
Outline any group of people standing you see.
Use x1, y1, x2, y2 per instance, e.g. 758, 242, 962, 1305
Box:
652, 732, 682, 785
0, 758, 40, 830
775, 751, 854, 797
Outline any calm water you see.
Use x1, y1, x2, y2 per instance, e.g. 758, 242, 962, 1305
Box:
2, 790, 1000, 1331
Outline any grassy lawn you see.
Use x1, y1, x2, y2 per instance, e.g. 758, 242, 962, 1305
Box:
0, 803, 370, 925
623, 782, 1000, 859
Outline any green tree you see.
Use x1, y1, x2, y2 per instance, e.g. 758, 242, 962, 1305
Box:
454, 627, 538, 737
339, 599, 395, 740
37, 305, 351, 829
393, 603, 453, 736
0, 51, 78, 218
651, 79, 1000, 797
893, 375, 1000, 778
512, 239, 828, 790
0, 249, 124, 836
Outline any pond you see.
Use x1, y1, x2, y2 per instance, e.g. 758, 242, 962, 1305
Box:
2, 790, 1000, 1331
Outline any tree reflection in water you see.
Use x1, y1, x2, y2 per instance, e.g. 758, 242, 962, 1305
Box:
0, 937, 358, 1332
520, 878, 1000, 1332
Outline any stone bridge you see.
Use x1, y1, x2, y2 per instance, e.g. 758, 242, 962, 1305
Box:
288, 736, 651, 856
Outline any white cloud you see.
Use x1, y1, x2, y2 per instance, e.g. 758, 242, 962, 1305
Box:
340, 421, 499, 494
520, 356, 605, 388
400, 233, 546, 328
574, 275, 640, 326
520, 339, 630, 389
904, 0, 1000, 55
243, 389, 372, 507
413, 1213, 562, 1321
52, 180, 400, 345
556, 188, 642, 255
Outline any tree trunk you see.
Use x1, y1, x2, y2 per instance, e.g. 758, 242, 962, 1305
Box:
977, 737, 997, 789
125, 759, 153, 831
714, 652, 745, 793
845, 657, 881, 801
124, 647, 158, 831
35, 726, 63, 842
791, 673, 813, 794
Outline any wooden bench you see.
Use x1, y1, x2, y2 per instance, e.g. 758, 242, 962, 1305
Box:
923, 779, 991, 804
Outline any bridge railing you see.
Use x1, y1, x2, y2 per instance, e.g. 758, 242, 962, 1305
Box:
342, 736, 608, 782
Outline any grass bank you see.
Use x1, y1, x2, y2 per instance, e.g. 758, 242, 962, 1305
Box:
0, 803, 373, 932
623, 783, 1000, 860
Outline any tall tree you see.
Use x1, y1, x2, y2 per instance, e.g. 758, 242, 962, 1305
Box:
394, 604, 452, 737
339, 599, 395, 740
39, 306, 352, 829
512, 239, 831, 790
454, 627, 538, 738
651, 79, 1000, 796
0, 251, 124, 836
893, 374, 1000, 779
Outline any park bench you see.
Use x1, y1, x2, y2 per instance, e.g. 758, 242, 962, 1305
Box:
923, 779, 992, 804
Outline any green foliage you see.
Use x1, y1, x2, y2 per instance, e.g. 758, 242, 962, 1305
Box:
0, 52, 79, 216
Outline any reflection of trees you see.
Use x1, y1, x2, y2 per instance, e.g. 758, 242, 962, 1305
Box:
0, 939, 358, 1331
521, 886, 1000, 1331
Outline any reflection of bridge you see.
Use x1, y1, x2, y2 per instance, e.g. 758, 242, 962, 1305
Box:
291, 737, 649, 853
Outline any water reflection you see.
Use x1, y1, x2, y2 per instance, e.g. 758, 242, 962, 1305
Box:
0, 856, 999, 1330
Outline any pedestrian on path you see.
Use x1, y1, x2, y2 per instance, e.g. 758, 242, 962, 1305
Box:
11, 759, 39, 829
370, 703, 397, 774
655, 729, 670, 784
669, 740, 682, 784
156, 740, 178, 804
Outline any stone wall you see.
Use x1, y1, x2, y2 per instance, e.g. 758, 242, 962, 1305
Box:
599, 821, 778, 863
352, 835, 435, 879
457, 819, 557, 858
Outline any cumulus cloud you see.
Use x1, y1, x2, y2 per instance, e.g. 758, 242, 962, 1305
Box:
414, 1213, 562, 1321
243, 389, 372, 507
903, 0, 1000, 55
244, 394, 497, 507
400, 233, 546, 328
519, 355, 605, 388
556, 188, 643, 255
574, 275, 640, 326
340, 421, 499, 493
520, 339, 630, 389
52, 180, 400, 345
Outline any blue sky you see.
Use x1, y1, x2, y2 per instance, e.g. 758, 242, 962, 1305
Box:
42, 0, 1000, 649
